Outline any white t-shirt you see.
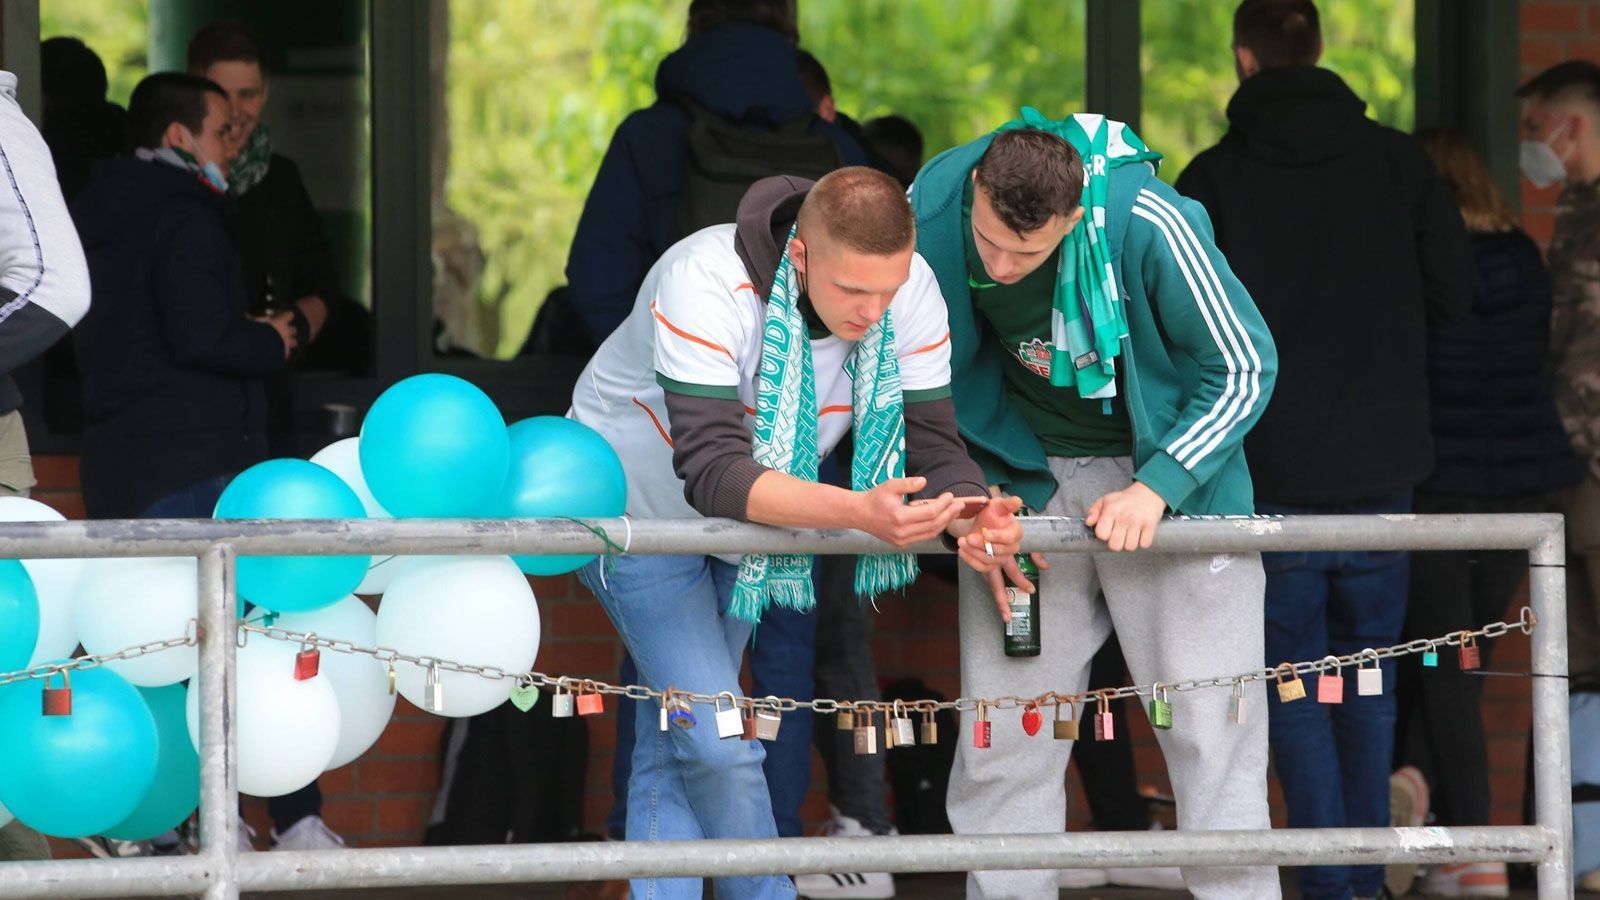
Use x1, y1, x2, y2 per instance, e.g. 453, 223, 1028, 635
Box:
570, 223, 955, 522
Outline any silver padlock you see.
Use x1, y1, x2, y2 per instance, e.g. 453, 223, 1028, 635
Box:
550, 678, 575, 718
890, 700, 915, 748
424, 662, 444, 713
853, 707, 878, 755
714, 691, 744, 739
753, 696, 782, 741
1229, 680, 1247, 725
1357, 649, 1383, 697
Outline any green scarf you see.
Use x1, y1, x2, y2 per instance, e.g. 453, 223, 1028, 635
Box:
730, 226, 919, 624
228, 124, 273, 197
995, 108, 1161, 400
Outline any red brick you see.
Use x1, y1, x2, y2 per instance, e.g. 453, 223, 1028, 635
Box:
375, 715, 448, 755
376, 797, 429, 835
1591, 4, 1600, 33
534, 639, 621, 677
1524, 211, 1557, 247
358, 758, 440, 793
1568, 38, 1600, 64
32, 490, 86, 521
529, 574, 575, 599
1522, 2, 1585, 34
31, 455, 79, 490
320, 797, 375, 835
320, 765, 356, 792
1522, 37, 1567, 70
894, 635, 959, 670
544, 600, 619, 638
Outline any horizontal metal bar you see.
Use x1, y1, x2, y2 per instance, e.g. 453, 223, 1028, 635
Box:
0, 513, 1562, 560
234, 826, 1555, 890
0, 855, 215, 898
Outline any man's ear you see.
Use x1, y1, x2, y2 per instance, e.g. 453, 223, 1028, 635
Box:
1233, 44, 1260, 81
161, 120, 192, 151
817, 94, 837, 124
788, 235, 808, 274
1064, 206, 1087, 233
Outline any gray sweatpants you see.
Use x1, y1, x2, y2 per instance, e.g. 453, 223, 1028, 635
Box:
947, 456, 1278, 899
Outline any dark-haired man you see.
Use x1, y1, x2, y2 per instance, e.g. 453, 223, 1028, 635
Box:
1174, 3, 1470, 899
910, 111, 1279, 898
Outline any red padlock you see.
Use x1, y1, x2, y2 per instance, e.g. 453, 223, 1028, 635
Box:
973, 701, 992, 749
1316, 657, 1344, 704
41, 669, 72, 716
576, 680, 605, 716
1458, 631, 1481, 671
1093, 693, 1115, 741
293, 635, 321, 681
1021, 702, 1043, 736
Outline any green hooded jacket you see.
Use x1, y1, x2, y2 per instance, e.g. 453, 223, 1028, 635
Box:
909, 123, 1278, 515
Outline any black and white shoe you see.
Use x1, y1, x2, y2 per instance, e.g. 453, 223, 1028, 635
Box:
793, 807, 895, 899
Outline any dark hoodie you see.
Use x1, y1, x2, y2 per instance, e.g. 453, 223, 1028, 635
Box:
564, 23, 867, 346
71, 156, 285, 518
1176, 67, 1471, 505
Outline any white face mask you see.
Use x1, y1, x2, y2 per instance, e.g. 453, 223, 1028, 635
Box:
1520, 121, 1571, 189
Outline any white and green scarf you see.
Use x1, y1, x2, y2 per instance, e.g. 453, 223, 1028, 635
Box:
228, 124, 273, 197
729, 226, 919, 624
996, 108, 1161, 400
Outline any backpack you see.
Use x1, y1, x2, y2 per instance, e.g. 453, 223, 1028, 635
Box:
673, 96, 843, 241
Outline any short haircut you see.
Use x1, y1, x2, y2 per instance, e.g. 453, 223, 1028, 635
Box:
1233, 0, 1322, 69
796, 49, 831, 108
973, 129, 1085, 236
863, 115, 925, 187
796, 166, 916, 256
1516, 61, 1600, 114
127, 72, 226, 149
40, 37, 108, 109
686, 0, 798, 42
186, 21, 263, 75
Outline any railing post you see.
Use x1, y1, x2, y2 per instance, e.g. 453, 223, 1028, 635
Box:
1530, 524, 1574, 899
197, 544, 240, 900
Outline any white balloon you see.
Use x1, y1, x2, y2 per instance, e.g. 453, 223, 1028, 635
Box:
186, 637, 340, 797
274, 597, 396, 770
311, 438, 402, 595
0, 497, 88, 665
74, 558, 198, 686
376, 557, 539, 718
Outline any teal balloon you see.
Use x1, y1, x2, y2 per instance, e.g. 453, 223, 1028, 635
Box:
499, 417, 627, 575
0, 559, 38, 670
0, 663, 157, 837
359, 374, 509, 517
104, 684, 198, 840
214, 460, 370, 613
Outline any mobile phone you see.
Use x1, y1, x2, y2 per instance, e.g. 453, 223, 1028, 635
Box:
912, 496, 988, 519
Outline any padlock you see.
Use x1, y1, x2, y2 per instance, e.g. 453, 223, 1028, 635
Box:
1275, 663, 1306, 703
293, 634, 320, 681
1422, 641, 1439, 668
1229, 681, 1247, 725
1053, 698, 1079, 740
424, 662, 444, 714
753, 696, 782, 741
550, 679, 575, 718
919, 703, 939, 744
714, 691, 744, 739
854, 706, 878, 755
837, 707, 855, 731
509, 677, 540, 713
973, 701, 992, 749
1357, 650, 1383, 697
1316, 657, 1345, 704
667, 692, 697, 730
1093, 693, 1115, 741
386, 660, 397, 696
890, 700, 915, 747
1021, 702, 1044, 736
576, 680, 605, 716
1148, 684, 1173, 730
41, 668, 72, 717
1458, 631, 1481, 670
741, 698, 758, 740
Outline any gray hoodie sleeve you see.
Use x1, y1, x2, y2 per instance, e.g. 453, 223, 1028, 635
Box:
664, 389, 988, 521
0, 72, 90, 377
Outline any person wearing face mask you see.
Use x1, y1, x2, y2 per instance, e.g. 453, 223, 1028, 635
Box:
70, 72, 296, 521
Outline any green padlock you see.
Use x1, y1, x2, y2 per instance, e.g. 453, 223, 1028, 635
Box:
1422, 641, 1439, 668
1149, 684, 1173, 730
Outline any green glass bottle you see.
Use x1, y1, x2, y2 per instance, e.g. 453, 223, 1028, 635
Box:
1004, 535, 1041, 657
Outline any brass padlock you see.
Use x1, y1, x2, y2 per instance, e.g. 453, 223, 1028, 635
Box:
1053, 697, 1079, 740
853, 706, 878, 755
665, 689, 697, 729
41, 668, 72, 717
741, 698, 758, 740
1148, 684, 1173, 730
293, 634, 320, 681
890, 700, 915, 748
1357, 650, 1383, 697
1093, 693, 1114, 741
919, 702, 939, 744
1275, 663, 1306, 703
1316, 656, 1344, 704
837, 706, 855, 731
714, 691, 743, 739
753, 696, 782, 741
1458, 631, 1481, 670
973, 701, 992, 749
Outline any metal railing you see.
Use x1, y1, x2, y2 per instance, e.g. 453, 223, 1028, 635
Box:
0, 513, 1575, 899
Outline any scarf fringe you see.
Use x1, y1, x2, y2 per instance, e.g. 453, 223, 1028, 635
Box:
854, 553, 919, 598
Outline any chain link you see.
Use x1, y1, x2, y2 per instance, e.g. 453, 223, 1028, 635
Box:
0, 609, 1540, 718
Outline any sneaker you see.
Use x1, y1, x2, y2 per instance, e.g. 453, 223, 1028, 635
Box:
1418, 862, 1509, 897
1106, 824, 1186, 890
239, 820, 258, 853
1387, 766, 1431, 896
270, 814, 345, 851
1057, 867, 1110, 888
71, 836, 151, 858
793, 807, 895, 899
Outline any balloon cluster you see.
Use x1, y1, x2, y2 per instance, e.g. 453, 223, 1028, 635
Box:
0, 375, 626, 839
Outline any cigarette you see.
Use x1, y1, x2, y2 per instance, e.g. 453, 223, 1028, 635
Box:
982, 527, 994, 558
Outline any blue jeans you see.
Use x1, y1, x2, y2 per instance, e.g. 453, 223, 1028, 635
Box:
139, 474, 234, 518
580, 554, 794, 900
1260, 494, 1411, 900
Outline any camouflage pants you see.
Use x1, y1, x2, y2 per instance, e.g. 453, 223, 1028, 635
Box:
1556, 477, 1600, 684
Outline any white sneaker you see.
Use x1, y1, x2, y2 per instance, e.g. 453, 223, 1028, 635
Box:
239, 820, 258, 853
793, 807, 895, 899
1059, 824, 1185, 891
1057, 867, 1110, 887
269, 815, 345, 851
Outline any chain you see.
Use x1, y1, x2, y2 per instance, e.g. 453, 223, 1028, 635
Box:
0, 608, 1538, 719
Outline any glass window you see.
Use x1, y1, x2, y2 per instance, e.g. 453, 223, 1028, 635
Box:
1141, 0, 1415, 183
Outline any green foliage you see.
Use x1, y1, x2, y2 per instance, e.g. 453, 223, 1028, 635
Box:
1142, 0, 1415, 182
40, 0, 151, 107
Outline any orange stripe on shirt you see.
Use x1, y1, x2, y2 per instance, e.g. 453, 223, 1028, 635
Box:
651, 300, 734, 360
819, 405, 851, 416
907, 331, 951, 356
733, 282, 756, 294
632, 397, 674, 448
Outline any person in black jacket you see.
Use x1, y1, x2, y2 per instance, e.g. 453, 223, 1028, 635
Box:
1173, 4, 1471, 900
72, 72, 294, 520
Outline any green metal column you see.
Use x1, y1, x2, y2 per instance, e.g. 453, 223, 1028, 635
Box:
1086, 0, 1141, 130
1415, 0, 1521, 207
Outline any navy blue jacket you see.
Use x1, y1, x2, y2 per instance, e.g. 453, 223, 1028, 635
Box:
1422, 229, 1582, 497
563, 23, 866, 344
71, 157, 285, 518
